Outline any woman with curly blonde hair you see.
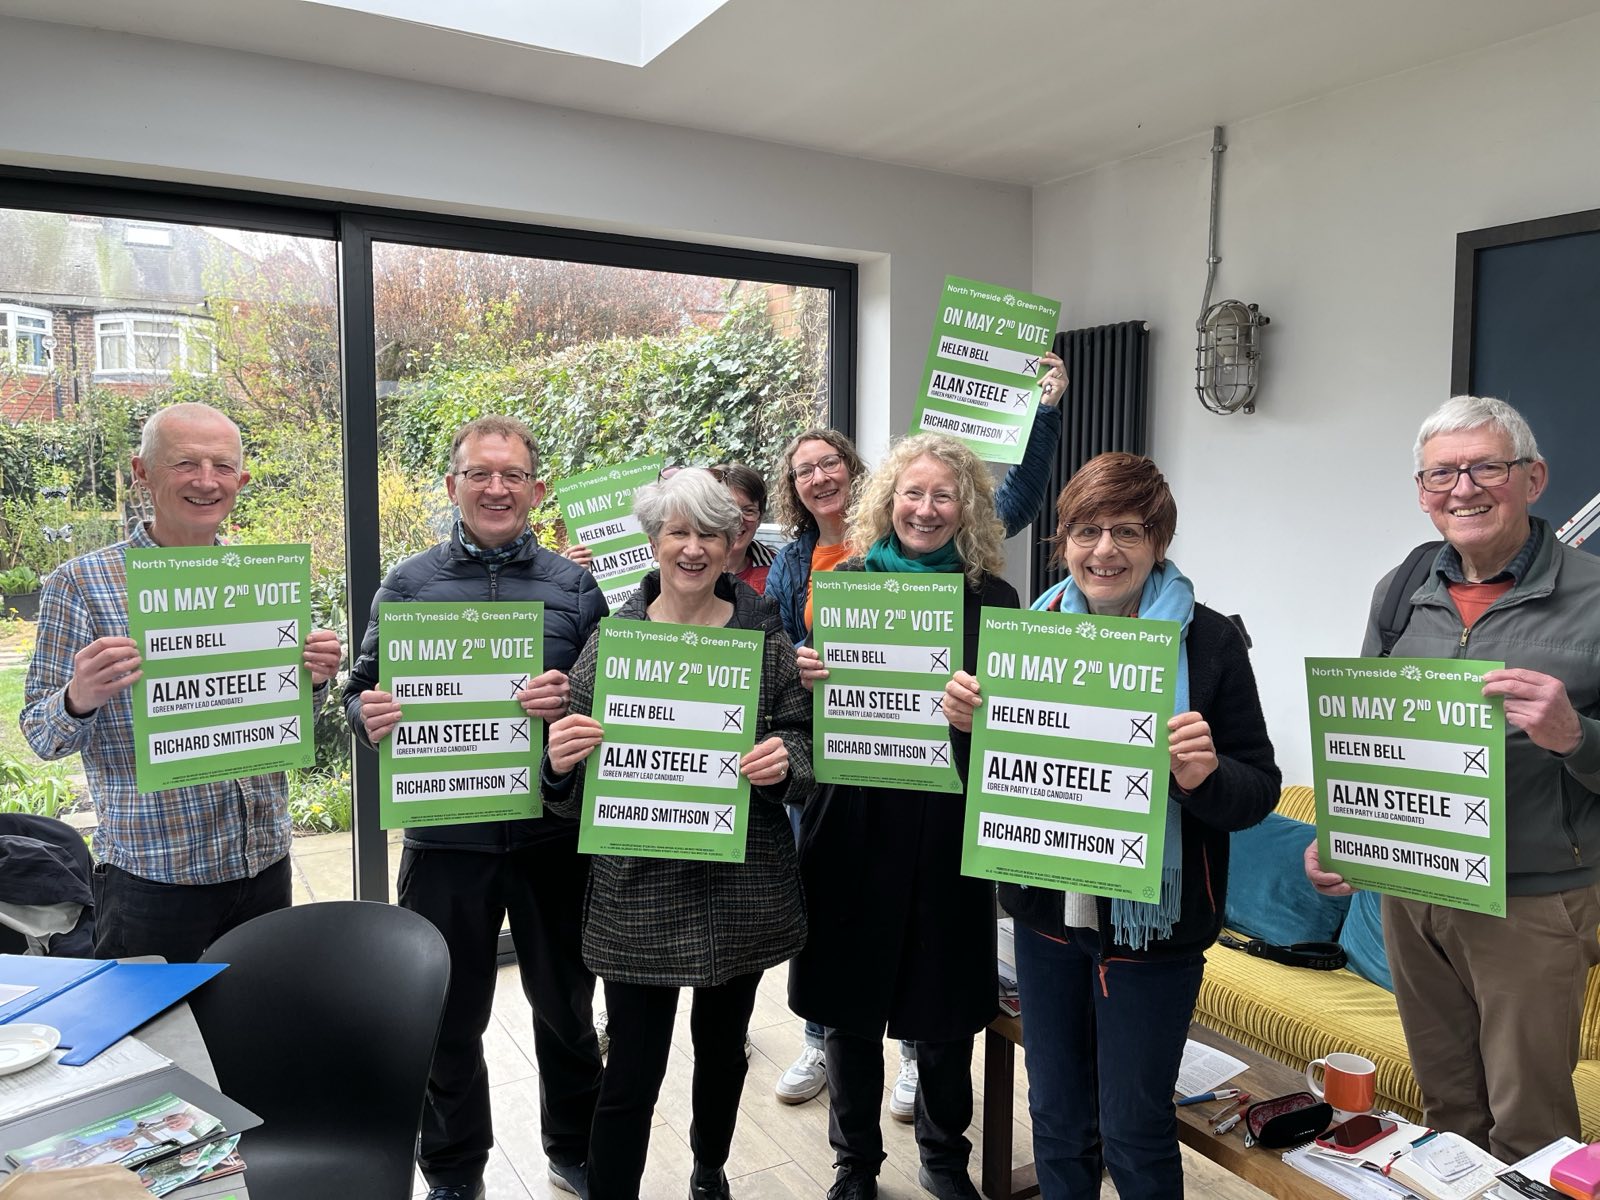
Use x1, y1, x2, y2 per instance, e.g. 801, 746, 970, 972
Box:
843, 434, 1007, 589
787, 434, 1020, 1200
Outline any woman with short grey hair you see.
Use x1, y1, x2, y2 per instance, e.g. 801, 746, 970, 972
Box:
631, 468, 743, 546
542, 467, 813, 1200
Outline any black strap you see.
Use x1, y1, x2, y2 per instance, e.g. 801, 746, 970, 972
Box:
1376, 540, 1444, 657
1217, 931, 1347, 971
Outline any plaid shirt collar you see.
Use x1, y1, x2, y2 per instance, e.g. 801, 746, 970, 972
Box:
1437, 521, 1541, 586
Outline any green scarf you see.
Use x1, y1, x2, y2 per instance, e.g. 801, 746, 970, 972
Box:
863, 533, 963, 575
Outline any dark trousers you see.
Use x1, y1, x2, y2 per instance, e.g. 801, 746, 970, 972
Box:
399, 841, 602, 1188
92, 856, 291, 963
825, 1027, 973, 1176
1014, 925, 1204, 1200
588, 971, 762, 1200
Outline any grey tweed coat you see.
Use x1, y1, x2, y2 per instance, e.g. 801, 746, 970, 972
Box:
541, 570, 814, 987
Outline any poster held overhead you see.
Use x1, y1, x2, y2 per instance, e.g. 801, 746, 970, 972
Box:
911, 276, 1061, 464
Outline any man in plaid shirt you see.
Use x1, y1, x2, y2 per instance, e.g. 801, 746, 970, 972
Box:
21, 402, 342, 963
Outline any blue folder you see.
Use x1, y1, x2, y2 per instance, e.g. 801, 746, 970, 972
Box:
0, 955, 114, 1023
0, 955, 226, 1066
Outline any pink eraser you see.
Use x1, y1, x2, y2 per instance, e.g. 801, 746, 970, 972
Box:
1551, 1143, 1600, 1200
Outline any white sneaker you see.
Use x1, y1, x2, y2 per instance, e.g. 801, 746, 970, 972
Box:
889, 1055, 919, 1123
774, 1044, 827, 1104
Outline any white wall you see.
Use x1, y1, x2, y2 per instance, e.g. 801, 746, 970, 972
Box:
0, 16, 1039, 577
1033, 14, 1600, 781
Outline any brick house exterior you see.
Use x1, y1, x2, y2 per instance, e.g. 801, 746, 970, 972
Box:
1, 210, 238, 423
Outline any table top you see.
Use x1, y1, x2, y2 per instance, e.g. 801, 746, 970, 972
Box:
1176, 1023, 1341, 1200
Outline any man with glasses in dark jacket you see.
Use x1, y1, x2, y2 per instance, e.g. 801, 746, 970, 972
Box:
347, 415, 607, 1200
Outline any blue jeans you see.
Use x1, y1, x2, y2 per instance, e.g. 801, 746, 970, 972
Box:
1014, 924, 1204, 1200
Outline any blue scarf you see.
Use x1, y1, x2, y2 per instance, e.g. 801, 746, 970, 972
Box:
456, 519, 533, 568
1032, 562, 1194, 950
863, 533, 963, 576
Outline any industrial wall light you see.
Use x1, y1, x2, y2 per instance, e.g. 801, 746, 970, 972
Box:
1195, 127, 1269, 414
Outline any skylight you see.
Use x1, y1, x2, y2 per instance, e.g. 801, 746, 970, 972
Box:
300, 0, 730, 67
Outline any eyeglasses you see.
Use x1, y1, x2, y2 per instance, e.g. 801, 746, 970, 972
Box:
790, 453, 845, 482
895, 488, 959, 509
1064, 522, 1153, 548
737, 504, 762, 520
456, 468, 535, 489
1415, 459, 1531, 493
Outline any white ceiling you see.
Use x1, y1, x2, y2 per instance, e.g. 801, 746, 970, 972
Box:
5, 0, 1600, 185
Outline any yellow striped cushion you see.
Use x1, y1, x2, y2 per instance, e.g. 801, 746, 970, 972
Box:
1198, 941, 1422, 1121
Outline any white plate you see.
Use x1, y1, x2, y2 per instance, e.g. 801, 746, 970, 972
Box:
0, 1024, 61, 1076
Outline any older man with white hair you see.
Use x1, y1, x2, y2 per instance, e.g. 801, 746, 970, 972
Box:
21, 401, 342, 963
1306, 395, 1600, 1161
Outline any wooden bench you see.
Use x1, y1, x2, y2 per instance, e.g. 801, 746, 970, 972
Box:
979, 1016, 1341, 1200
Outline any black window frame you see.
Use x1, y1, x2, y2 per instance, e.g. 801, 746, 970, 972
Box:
1, 166, 858, 915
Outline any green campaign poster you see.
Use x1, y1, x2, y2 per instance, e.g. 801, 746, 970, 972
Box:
377, 602, 545, 828
961, 607, 1181, 900
811, 570, 963, 793
580, 617, 763, 862
553, 456, 663, 610
1307, 657, 1507, 916
911, 276, 1062, 464
125, 544, 314, 793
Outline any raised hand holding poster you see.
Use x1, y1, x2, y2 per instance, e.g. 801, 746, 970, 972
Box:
911, 276, 1061, 463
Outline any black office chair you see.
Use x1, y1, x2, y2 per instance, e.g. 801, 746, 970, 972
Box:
190, 900, 451, 1200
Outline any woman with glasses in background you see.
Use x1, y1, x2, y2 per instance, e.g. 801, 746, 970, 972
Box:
941, 453, 1280, 1200
765, 352, 1067, 1112
714, 463, 776, 592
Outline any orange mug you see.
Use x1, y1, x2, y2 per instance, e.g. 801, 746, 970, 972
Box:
1305, 1052, 1376, 1113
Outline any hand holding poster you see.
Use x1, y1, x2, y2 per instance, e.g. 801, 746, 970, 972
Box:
553, 456, 663, 610
912, 276, 1062, 464
581, 618, 763, 862
1307, 657, 1506, 915
961, 607, 1180, 900
811, 570, 963, 793
378, 602, 545, 828
126, 544, 314, 792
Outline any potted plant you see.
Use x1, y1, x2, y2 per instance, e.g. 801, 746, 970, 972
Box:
0, 565, 41, 621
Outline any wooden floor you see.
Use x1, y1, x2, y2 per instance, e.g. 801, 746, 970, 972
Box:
411, 963, 1274, 1200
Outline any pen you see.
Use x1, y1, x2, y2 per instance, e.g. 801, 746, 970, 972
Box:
1380, 1129, 1437, 1175
1177, 1088, 1244, 1106
1213, 1112, 1243, 1136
